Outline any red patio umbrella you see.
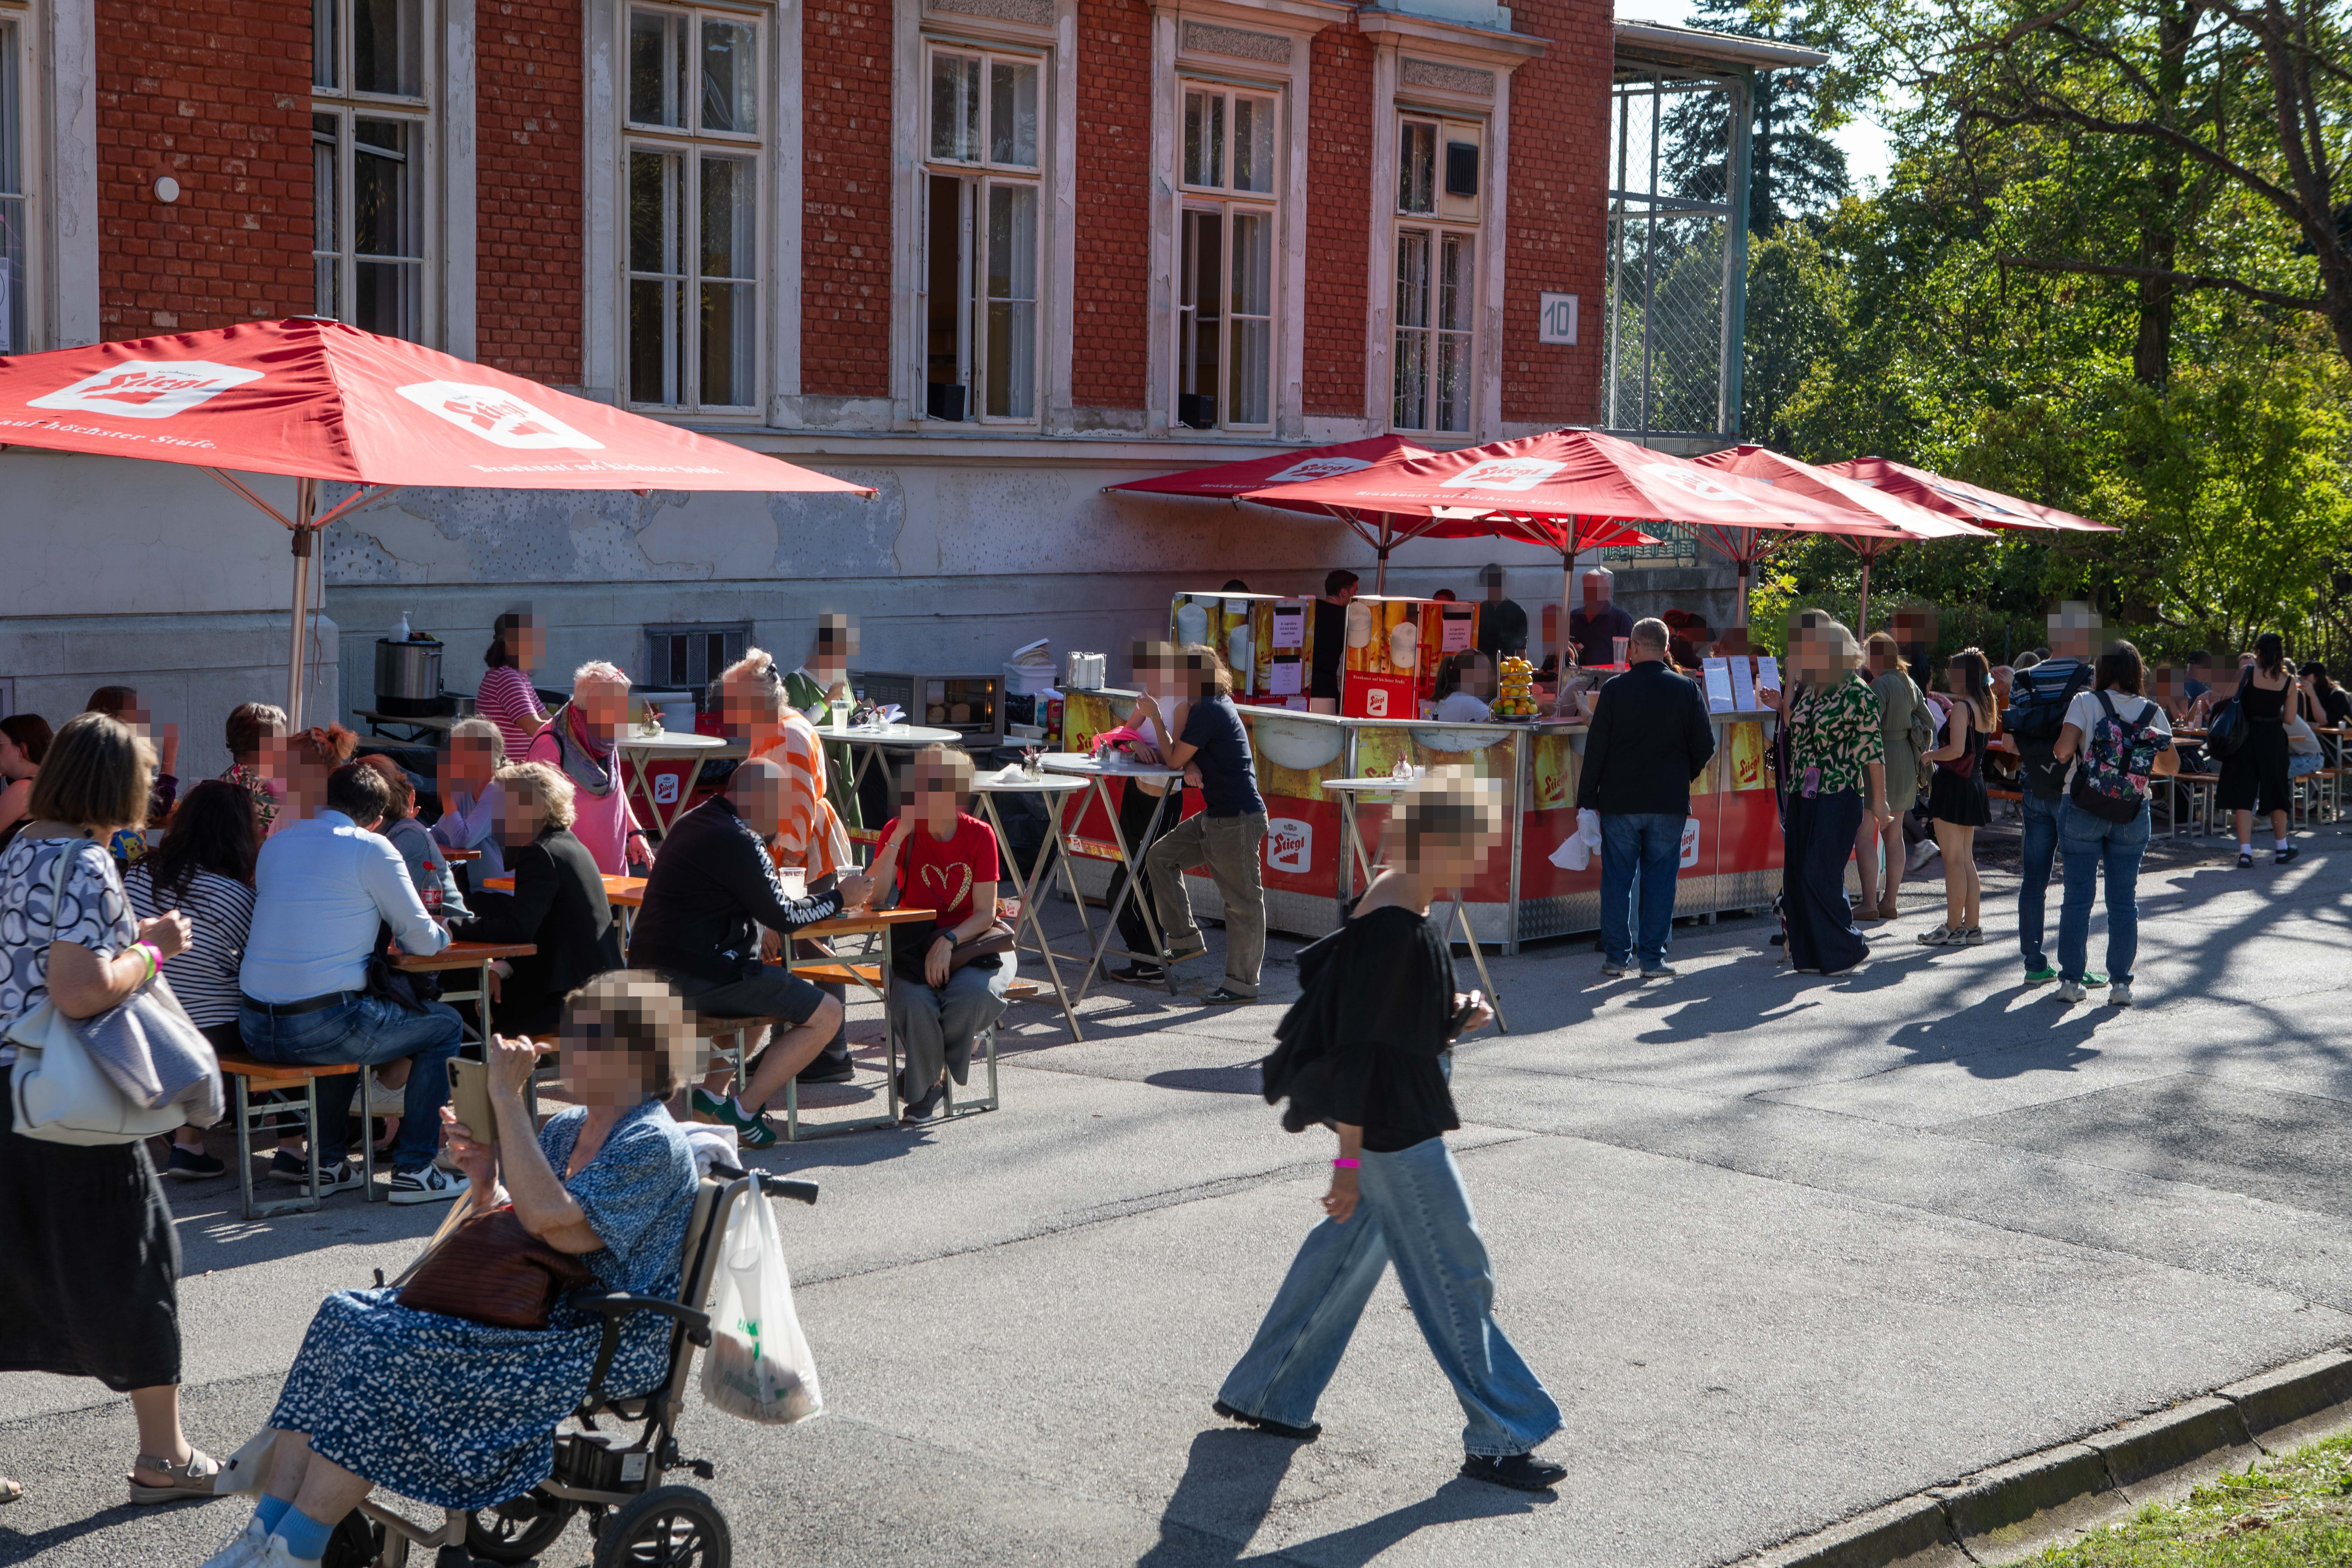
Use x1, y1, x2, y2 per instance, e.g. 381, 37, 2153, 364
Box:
1822, 456, 2116, 534
1691, 446, 1986, 633
0, 319, 873, 723
1249, 429, 1886, 634
1107, 434, 1461, 593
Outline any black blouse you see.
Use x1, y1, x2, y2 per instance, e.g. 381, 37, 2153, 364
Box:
1331, 904, 1462, 1153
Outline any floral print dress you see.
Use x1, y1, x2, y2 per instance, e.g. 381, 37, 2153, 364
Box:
267, 1101, 696, 1509
1786, 674, 1886, 800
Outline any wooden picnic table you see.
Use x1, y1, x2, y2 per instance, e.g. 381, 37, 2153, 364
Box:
393, 938, 536, 1043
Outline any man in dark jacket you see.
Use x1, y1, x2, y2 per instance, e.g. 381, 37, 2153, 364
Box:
1575, 617, 1716, 979
628, 757, 873, 1146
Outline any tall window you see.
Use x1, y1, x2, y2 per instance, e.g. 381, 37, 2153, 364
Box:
1392, 114, 1481, 434
625, 4, 761, 412
0, 13, 23, 355
920, 46, 1042, 423
313, 0, 431, 342
1176, 84, 1278, 431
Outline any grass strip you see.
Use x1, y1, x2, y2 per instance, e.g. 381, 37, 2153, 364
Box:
2012, 1432, 2352, 1566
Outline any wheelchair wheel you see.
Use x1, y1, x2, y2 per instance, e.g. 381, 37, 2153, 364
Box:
590, 1484, 731, 1568
321, 1508, 383, 1568
467, 1493, 578, 1563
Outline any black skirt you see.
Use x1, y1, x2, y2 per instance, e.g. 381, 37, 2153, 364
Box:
1927, 723, 1990, 827
0, 1089, 183, 1390
2218, 721, 2292, 814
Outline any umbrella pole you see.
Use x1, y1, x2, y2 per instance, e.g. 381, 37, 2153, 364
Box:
286, 479, 316, 728
1856, 552, 1873, 638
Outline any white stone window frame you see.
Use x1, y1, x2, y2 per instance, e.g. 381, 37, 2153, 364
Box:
1147, 0, 1346, 442
0, 0, 98, 351
1388, 109, 1481, 435
1357, 9, 1542, 444
913, 34, 1051, 428
1172, 78, 1282, 433
584, 0, 773, 415
309, 0, 476, 355
876, 0, 1073, 436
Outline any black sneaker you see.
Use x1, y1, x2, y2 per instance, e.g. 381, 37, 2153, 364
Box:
899, 1080, 948, 1123
162, 1145, 225, 1181
794, 1058, 856, 1085
387, 1164, 470, 1205
1460, 1452, 1566, 1492
265, 1154, 365, 1194
1212, 1400, 1320, 1441
1109, 962, 1167, 986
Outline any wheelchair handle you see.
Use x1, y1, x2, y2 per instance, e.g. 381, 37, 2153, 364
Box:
758, 1174, 820, 1206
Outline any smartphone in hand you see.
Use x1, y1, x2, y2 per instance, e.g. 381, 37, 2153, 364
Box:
447, 1057, 496, 1147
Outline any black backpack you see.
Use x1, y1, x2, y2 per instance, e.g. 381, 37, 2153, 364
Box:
2006, 659, 2093, 795
2204, 694, 2250, 761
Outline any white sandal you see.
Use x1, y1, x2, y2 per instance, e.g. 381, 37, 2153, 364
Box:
126, 1447, 220, 1505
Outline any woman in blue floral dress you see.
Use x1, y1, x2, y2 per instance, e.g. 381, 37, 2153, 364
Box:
201, 973, 699, 1568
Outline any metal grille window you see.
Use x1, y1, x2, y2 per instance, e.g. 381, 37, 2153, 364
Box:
1176, 84, 1278, 431
313, 0, 431, 342
644, 623, 749, 696
1392, 114, 1479, 434
920, 45, 1042, 423
625, 4, 762, 413
0, 15, 22, 356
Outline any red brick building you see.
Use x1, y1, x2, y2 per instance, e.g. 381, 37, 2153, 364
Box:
9, 0, 1608, 441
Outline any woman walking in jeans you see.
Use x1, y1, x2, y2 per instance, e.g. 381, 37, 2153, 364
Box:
2052, 641, 2177, 1007
1215, 780, 1565, 1492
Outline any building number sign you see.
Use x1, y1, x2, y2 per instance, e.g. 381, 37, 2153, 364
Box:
1538, 293, 1578, 345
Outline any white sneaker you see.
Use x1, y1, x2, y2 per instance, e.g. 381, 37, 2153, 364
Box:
1905, 842, 1940, 873
351, 1071, 408, 1118
2108, 983, 2134, 1007
259, 1534, 323, 1568
198, 1516, 272, 1568
2055, 979, 2087, 1004
387, 1164, 469, 1205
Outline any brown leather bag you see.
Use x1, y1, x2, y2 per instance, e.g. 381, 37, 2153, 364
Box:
396, 1205, 596, 1330
950, 920, 1017, 969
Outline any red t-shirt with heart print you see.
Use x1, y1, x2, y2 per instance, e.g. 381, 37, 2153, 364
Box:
881, 813, 998, 929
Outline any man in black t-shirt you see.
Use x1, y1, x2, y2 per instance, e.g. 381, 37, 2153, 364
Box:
1309, 568, 1358, 704
1131, 649, 1269, 1004
1474, 563, 1528, 660
1567, 569, 1633, 667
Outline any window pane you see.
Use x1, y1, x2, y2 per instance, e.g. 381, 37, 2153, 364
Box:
985, 183, 1037, 419
931, 53, 980, 161
628, 149, 683, 276
1184, 91, 1224, 187
700, 282, 754, 406
1178, 209, 1221, 428
630, 279, 683, 405
1393, 329, 1426, 430
700, 18, 756, 134
699, 153, 755, 281
1395, 229, 1430, 329
313, 114, 342, 321
629, 9, 688, 127
0, 25, 19, 353
355, 262, 422, 340
314, 0, 338, 91
1229, 211, 1270, 426
1438, 233, 1473, 332
925, 175, 968, 419
1234, 97, 1275, 194
352, 0, 422, 96
1436, 331, 1470, 433
989, 59, 1039, 168
1399, 121, 1435, 214
353, 118, 420, 259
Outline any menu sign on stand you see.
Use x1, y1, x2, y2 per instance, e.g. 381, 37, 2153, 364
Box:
1729, 656, 1758, 711
1702, 657, 1736, 713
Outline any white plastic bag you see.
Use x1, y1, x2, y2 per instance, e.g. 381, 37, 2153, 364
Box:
701, 1189, 823, 1425
1549, 808, 1603, 872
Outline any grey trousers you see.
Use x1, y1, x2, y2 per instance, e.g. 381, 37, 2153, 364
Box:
1145, 810, 1268, 996
889, 953, 1015, 1097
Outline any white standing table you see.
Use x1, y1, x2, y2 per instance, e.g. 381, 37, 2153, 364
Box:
1320, 775, 1508, 1034
1039, 753, 1189, 1001
824, 723, 965, 850
967, 771, 1089, 1040
615, 729, 734, 839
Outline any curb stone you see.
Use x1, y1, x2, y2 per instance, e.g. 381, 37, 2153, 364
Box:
1733, 1344, 2352, 1568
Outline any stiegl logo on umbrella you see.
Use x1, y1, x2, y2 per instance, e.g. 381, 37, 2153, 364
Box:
1441, 457, 1566, 491
27, 360, 264, 418
394, 380, 605, 450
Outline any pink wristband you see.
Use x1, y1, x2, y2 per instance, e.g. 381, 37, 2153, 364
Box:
1331, 1157, 1360, 1169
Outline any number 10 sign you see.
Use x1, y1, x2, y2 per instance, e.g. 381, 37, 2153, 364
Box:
1538, 293, 1579, 345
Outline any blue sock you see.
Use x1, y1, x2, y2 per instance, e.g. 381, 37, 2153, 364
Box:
275, 1506, 336, 1562
253, 1494, 292, 1535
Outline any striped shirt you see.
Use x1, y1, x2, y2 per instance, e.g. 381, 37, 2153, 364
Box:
749, 717, 852, 881
125, 863, 256, 1029
476, 664, 550, 759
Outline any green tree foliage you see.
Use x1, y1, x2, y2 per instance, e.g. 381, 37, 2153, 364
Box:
1663, 0, 1854, 233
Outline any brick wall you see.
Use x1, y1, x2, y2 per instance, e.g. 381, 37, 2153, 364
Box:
802, 0, 893, 400
476, 0, 582, 384
94, 0, 312, 339
1071, 0, 1153, 413
1500, 0, 1609, 427
1302, 29, 1372, 420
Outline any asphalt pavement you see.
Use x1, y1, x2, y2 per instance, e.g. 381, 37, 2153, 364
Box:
5, 820, 2349, 1567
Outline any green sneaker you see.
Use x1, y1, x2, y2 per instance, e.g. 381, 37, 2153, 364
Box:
697, 1088, 779, 1149
2023, 966, 2059, 985
2082, 972, 2109, 987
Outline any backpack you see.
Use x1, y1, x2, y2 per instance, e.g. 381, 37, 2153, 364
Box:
1902, 679, 1936, 790
2006, 659, 2093, 796
2068, 692, 2162, 822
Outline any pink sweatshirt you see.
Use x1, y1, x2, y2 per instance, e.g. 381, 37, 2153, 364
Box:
526, 721, 640, 875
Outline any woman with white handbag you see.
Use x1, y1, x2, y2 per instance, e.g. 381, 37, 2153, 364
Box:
0, 712, 224, 1506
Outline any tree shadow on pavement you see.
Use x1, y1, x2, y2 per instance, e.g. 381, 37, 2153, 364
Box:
1136, 1428, 1540, 1566
1884, 983, 2105, 1079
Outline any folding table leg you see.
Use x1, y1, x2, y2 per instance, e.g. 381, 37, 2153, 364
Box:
1452, 899, 1508, 1035
236, 1077, 257, 1222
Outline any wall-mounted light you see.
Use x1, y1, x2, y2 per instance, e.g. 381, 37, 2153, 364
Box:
153, 175, 181, 204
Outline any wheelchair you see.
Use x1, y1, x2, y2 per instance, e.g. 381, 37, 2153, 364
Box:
323, 1165, 817, 1568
